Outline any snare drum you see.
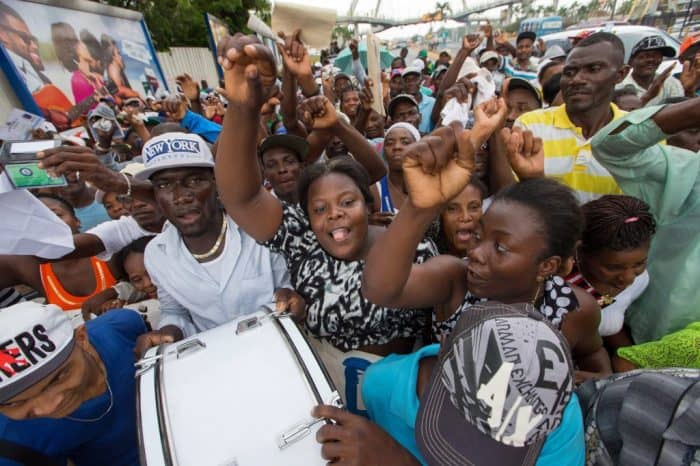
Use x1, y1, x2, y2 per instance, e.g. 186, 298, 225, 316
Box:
136, 307, 341, 466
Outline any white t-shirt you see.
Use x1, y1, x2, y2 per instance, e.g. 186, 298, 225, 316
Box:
599, 270, 650, 337
617, 71, 684, 107
88, 215, 154, 261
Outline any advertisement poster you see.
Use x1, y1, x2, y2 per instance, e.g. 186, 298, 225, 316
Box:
0, 0, 167, 130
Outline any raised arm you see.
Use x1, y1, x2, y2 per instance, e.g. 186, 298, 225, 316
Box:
431, 35, 482, 125
361, 126, 470, 309
215, 33, 284, 242
299, 96, 387, 183
649, 95, 700, 135
591, 101, 700, 224
278, 29, 316, 138
362, 104, 507, 309
38, 145, 155, 204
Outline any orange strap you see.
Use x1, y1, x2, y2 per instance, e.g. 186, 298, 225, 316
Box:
39, 257, 117, 311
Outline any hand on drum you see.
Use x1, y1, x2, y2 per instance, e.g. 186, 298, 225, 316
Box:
273, 288, 306, 322
313, 405, 420, 466
133, 326, 184, 360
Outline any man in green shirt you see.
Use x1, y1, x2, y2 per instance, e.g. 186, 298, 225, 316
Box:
591, 98, 700, 344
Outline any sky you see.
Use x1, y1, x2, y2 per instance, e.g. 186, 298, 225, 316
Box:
271, 0, 577, 40
272, 0, 574, 22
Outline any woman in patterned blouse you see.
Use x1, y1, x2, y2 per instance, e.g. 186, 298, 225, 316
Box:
214, 36, 438, 355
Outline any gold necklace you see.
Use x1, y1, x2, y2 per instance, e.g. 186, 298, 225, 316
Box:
190, 215, 227, 261
575, 251, 615, 306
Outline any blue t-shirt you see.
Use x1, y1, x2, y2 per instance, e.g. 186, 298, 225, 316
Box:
180, 110, 222, 144
417, 95, 436, 135
0, 310, 147, 466
75, 201, 111, 232
362, 344, 585, 466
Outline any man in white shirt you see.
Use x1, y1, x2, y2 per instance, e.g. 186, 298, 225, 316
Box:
616, 35, 684, 107
37, 133, 291, 355
131, 133, 290, 353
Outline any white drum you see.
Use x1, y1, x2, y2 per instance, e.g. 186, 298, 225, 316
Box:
136, 307, 341, 466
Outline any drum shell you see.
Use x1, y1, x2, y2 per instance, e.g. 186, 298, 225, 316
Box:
136, 309, 340, 466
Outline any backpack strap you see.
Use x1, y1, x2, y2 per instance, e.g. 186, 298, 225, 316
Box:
0, 439, 62, 466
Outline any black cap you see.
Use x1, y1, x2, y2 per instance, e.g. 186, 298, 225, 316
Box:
507, 78, 543, 108
259, 134, 310, 161
387, 94, 419, 117
516, 31, 537, 45
630, 35, 676, 62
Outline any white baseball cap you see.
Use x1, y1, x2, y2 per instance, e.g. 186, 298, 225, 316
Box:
0, 303, 75, 403
135, 132, 214, 181
479, 50, 500, 65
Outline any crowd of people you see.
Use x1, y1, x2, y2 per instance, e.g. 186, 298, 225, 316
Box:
1, 15, 700, 466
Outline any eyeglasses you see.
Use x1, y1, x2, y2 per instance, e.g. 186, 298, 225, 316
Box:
5, 27, 37, 46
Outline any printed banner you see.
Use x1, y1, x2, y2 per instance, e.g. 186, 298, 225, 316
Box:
0, 0, 167, 130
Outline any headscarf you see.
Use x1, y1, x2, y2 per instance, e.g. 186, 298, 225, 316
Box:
385, 122, 420, 143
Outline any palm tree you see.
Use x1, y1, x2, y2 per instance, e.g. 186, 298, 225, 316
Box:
435, 1, 452, 20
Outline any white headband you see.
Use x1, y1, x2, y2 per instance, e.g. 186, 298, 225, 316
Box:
386, 122, 421, 142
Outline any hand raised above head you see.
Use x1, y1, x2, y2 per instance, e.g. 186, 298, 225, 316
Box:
299, 95, 339, 130
359, 78, 374, 111
175, 73, 200, 102
443, 74, 477, 103
471, 96, 508, 147
277, 29, 312, 78
403, 125, 475, 209
500, 126, 545, 180
162, 93, 188, 121
217, 33, 277, 111
463, 34, 482, 51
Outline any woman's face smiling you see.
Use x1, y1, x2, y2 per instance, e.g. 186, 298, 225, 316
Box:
307, 172, 370, 261
466, 200, 552, 304
580, 243, 649, 297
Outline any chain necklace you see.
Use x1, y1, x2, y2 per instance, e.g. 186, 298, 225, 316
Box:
575, 251, 615, 306
65, 376, 113, 423
189, 215, 227, 261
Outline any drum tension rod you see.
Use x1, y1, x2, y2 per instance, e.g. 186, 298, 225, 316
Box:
277, 417, 327, 450
134, 339, 207, 374
235, 310, 290, 335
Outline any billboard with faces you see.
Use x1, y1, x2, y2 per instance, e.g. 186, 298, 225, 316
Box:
0, 0, 168, 131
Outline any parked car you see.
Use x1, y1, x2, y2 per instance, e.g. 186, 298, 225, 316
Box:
541, 24, 681, 63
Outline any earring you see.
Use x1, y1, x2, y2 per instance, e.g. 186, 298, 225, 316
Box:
531, 277, 543, 305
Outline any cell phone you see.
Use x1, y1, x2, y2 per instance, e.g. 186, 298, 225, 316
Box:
0, 140, 66, 189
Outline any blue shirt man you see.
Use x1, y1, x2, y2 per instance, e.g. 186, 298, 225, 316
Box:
0, 304, 147, 466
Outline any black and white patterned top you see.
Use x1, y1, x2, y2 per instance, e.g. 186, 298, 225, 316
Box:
433, 275, 579, 341
263, 203, 437, 352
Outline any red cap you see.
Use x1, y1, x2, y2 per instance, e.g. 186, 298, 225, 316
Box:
680, 32, 700, 60
569, 30, 593, 41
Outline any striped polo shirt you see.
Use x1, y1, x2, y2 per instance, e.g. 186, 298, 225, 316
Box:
515, 104, 625, 203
